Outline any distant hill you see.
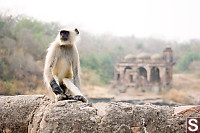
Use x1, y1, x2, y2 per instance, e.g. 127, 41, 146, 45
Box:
0, 14, 200, 95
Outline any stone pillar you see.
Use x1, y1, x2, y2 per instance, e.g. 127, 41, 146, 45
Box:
119, 66, 125, 84
159, 67, 165, 84
146, 67, 151, 82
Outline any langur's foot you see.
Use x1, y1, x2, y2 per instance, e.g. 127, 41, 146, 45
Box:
57, 93, 74, 101
57, 94, 67, 101
73, 95, 88, 103
64, 93, 74, 100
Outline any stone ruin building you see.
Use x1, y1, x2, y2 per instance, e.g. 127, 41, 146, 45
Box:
113, 46, 174, 93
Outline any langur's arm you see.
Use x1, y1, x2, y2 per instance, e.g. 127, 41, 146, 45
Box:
44, 46, 62, 94
72, 49, 81, 90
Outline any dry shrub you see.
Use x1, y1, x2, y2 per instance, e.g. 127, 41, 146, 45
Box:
0, 81, 17, 95
24, 85, 48, 95
81, 70, 102, 86
163, 89, 197, 104
82, 85, 114, 98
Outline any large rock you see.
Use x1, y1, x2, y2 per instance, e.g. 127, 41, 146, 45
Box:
0, 95, 200, 133
0, 95, 49, 133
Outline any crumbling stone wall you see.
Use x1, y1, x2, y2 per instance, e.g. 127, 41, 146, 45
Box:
113, 47, 174, 93
0, 95, 200, 133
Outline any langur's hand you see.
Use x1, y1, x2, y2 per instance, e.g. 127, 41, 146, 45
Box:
50, 79, 62, 95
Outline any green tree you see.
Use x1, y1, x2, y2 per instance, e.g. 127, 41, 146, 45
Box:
176, 51, 200, 71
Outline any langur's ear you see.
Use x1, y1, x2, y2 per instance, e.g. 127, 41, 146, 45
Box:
75, 28, 79, 35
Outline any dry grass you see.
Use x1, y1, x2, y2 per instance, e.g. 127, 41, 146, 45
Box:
26, 84, 114, 98
163, 73, 200, 104
24, 85, 49, 95
26, 72, 200, 105
82, 85, 114, 98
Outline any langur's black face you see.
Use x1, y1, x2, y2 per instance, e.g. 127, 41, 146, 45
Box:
60, 30, 69, 41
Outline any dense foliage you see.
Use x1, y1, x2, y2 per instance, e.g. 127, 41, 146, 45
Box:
0, 14, 200, 95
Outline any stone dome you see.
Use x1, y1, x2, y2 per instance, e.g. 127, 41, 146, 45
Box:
165, 45, 171, 49
136, 52, 150, 59
124, 54, 135, 60
151, 54, 163, 60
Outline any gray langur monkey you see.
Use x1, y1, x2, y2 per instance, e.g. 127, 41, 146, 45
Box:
43, 28, 87, 103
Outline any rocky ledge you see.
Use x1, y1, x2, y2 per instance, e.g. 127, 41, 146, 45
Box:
0, 95, 200, 133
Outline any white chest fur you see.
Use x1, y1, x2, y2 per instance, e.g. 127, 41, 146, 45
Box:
53, 57, 73, 80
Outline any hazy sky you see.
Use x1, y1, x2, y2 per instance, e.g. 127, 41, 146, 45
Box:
0, 0, 200, 41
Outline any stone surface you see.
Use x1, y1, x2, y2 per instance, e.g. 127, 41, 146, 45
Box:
29, 101, 98, 133
0, 95, 200, 133
0, 95, 50, 133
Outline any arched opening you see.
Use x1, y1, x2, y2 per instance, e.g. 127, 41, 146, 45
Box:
138, 67, 147, 79
130, 75, 133, 83
150, 67, 160, 83
124, 66, 132, 83
136, 67, 148, 89
117, 73, 120, 80
165, 68, 171, 85
124, 66, 132, 74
